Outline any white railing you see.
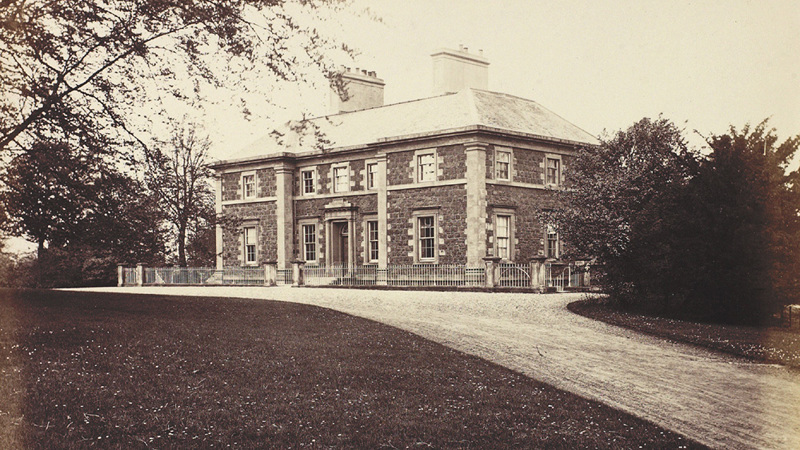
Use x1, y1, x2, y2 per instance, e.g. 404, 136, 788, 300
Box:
134, 267, 265, 286
497, 263, 534, 288
302, 264, 486, 287
546, 263, 579, 292
276, 269, 292, 285
121, 262, 588, 290
387, 264, 485, 287
123, 267, 138, 285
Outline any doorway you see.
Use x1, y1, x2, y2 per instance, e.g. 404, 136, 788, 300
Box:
330, 221, 349, 266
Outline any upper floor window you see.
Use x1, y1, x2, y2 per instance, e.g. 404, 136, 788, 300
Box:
496, 215, 511, 259
243, 226, 257, 264
546, 224, 559, 259
366, 220, 379, 263
301, 169, 316, 195
546, 157, 560, 186
366, 163, 378, 190
496, 150, 511, 180
417, 153, 436, 183
242, 173, 256, 199
333, 165, 349, 193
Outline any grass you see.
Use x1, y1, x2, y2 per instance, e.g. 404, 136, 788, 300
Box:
569, 297, 800, 369
0, 289, 703, 448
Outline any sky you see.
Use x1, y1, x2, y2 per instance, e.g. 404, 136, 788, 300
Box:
207, 0, 800, 159
5, 0, 800, 255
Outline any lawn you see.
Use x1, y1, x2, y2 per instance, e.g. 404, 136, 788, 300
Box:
0, 289, 702, 448
569, 297, 800, 369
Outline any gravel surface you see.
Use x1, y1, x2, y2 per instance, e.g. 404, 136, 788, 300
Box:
76, 286, 800, 449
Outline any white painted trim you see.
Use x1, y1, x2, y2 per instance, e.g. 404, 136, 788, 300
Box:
485, 180, 547, 190
494, 146, 513, 181
293, 191, 375, 201
222, 197, 277, 206
240, 171, 257, 200
299, 166, 318, 196
388, 178, 466, 191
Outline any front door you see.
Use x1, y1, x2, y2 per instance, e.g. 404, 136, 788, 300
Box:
331, 221, 349, 266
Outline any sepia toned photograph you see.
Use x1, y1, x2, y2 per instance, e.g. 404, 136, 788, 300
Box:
1, 0, 799, 448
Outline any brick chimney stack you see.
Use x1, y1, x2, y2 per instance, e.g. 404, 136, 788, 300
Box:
431, 46, 489, 95
330, 68, 385, 114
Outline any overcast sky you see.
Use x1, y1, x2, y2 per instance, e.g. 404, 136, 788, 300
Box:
6, 0, 799, 254
209, 0, 799, 159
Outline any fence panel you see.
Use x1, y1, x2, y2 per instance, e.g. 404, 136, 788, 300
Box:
276, 269, 292, 285
497, 263, 532, 288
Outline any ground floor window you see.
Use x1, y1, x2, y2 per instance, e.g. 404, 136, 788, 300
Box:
546, 224, 559, 259
367, 220, 379, 262
302, 224, 317, 263
243, 226, 257, 264
418, 216, 436, 261
496, 215, 510, 259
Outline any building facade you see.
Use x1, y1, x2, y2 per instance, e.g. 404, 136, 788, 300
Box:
212, 48, 597, 271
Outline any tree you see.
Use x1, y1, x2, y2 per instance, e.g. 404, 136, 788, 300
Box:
145, 123, 214, 266
685, 122, 800, 323
0, 141, 100, 257
0, 0, 351, 154
0, 140, 167, 286
549, 117, 697, 311
555, 116, 800, 325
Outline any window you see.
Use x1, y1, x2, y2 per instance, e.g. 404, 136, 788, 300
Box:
333, 166, 349, 193
496, 215, 511, 259
366, 163, 377, 190
302, 224, 317, 262
242, 173, 256, 199
546, 224, 559, 259
417, 153, 436, 182
243, 226, 257, 264
301, 169, 316, 195
418, 216, 436, 261
546, 157, 560, 185
367, 220, 379, 262
496, 150, 511, 180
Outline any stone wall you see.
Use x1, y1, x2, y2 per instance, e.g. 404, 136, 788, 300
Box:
513, 148, 545, 185
295, 195, 378, 264
438, 144, 466, 180
257, 168, 276, 197
486, 185, 558, 261
387, 185, 467, 264
220, 201, 277, 266
222, 172, 240, 201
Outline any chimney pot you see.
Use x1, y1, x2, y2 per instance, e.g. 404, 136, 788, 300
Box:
463, 46, 468, 53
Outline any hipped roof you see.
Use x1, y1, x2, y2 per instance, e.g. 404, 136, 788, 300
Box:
218, 88, 598, 166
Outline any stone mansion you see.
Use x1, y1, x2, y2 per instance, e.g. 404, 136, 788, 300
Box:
211, 47, 597, 271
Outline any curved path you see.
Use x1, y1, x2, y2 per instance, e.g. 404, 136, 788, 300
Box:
80, 287, 800, 449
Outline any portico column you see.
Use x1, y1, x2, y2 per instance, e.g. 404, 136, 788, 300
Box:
275, 162, 295, 269
376, 154, 388, 268
465, 143, 489, 265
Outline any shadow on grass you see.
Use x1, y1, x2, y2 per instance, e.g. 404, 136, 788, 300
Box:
569, 297, 800, 369
1, 288, 703, 448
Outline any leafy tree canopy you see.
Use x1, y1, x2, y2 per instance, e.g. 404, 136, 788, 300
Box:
554, 117, 799, 324
0, 0, 352, 155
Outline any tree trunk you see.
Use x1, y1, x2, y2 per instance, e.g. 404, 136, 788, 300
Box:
178, 223, 187, 267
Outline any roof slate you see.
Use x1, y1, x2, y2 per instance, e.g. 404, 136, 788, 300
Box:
223, 88, 598, 164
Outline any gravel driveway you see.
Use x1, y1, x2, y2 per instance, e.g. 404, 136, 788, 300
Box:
79, 286, 800, 449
